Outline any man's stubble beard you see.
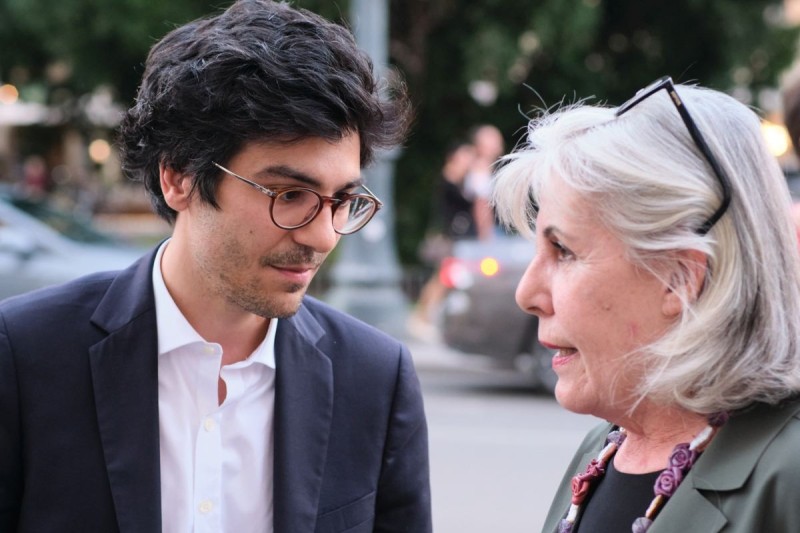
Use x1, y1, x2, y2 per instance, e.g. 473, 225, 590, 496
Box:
226, 246, 326, 320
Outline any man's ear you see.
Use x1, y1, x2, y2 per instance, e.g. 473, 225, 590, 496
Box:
160, 163, 192, 212
662, 249, 708, 317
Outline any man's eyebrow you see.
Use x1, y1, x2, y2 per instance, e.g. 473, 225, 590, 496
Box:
255, 164, 363, 190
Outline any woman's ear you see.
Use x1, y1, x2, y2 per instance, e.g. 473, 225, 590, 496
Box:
662, 249, 708, 317
160, 163, 192, 212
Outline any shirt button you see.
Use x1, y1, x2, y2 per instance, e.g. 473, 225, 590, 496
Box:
203, 418, 216, 432
198, 500, 214, 514
204, 345, 215, 354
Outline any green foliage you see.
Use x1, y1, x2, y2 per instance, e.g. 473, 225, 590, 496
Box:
1, 0, 222, 103
390, 0, 799, 263
1, 0, 797, 263
292, 0, 349, 23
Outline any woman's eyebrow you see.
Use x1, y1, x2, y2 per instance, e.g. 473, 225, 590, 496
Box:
543, 226, 558, 239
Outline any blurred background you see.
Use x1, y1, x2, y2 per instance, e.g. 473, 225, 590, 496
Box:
3, 0, 800, 531
3, 0, 800, 255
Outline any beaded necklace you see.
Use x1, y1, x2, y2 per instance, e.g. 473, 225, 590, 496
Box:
558, 412, 729, 533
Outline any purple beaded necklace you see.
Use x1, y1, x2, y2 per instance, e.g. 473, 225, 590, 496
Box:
559, 412, 729, 533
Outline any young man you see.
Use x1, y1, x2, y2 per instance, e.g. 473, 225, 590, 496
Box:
0, 1, 431, 532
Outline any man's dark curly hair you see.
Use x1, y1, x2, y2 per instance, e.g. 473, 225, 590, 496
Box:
117, 0, 412, 223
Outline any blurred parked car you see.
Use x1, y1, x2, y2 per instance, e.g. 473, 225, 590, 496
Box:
0, 187, 147, 301
439, 233, 556, 393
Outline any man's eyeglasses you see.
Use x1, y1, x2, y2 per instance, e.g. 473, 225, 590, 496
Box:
615, 76, 732, 235
213, 162, 383, 235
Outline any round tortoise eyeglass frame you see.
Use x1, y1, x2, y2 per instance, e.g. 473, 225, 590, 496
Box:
212, 162, 383, 235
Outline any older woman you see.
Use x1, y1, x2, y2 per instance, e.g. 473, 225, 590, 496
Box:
493, 77, 800, 533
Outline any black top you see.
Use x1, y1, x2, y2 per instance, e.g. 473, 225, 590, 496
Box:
575, 457, 661, 533
438, 179, 476, 239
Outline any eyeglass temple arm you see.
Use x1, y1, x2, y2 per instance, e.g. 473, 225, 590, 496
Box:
670, 96, 733, 235
359, 183, 384, 209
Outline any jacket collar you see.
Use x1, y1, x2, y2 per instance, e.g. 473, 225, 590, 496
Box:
88, 249, 162, 533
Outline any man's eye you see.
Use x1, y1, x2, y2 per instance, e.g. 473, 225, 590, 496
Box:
277, 189, 307, 203
335, 192, 355, 206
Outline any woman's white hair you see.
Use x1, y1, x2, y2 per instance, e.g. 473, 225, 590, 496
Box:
493, 84, 800, 415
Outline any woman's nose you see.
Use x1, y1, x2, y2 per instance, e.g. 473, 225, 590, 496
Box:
515, 255, 553, 317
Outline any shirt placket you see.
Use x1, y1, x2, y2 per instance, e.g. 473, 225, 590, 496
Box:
193, 342, 223, 533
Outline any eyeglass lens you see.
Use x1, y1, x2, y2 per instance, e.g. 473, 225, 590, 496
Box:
272, 189, 375, 233
212, 162, 380, 235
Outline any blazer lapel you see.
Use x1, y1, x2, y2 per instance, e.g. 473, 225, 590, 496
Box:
545, 401, 800, 533
650, 484, 727, 533
273, 304, 334, 533
651, 399, 800, 533
89, 251, 162, 533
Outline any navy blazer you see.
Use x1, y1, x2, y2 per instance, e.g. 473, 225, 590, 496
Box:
0, 249, 432, 532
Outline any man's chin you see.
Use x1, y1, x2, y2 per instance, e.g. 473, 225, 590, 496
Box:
265, 290, 307, 319
272, 302, 303, 320
235, 287, 308, 320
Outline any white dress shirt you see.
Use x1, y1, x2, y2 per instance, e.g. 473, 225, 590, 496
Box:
153, 241, 277, 533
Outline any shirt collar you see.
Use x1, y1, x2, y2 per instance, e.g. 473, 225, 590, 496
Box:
152, 239, 277, 368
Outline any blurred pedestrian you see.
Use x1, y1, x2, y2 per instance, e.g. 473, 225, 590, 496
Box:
409, 140, 476, 340
494, 77, 800, 532
465, 123, 505, 239
0, 1, 432, 532
20, 154, 50, 198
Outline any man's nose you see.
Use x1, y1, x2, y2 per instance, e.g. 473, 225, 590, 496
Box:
290, 203, 340, 253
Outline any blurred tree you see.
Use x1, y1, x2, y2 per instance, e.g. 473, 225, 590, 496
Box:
0, 0, 214, 104
1, 0, 797, 261
386, 0, 800, 262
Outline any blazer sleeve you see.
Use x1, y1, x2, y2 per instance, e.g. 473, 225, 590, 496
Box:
373, 345, 432, 533
0, 311, 22, 531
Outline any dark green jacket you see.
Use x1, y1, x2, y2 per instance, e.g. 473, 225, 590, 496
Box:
542, 398, 800, 533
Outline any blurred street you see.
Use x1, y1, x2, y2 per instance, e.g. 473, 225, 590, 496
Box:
407, 339, 597, 533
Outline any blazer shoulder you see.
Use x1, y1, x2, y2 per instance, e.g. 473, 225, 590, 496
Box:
0, 248, 155, 331
747, 399, 800, 476
0, 270, 118, 324
298, 295, 405, 352
692, 400, 800, 533
288, 296, 416, 388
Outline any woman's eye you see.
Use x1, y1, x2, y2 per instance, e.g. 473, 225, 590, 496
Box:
551, 240, 573, 260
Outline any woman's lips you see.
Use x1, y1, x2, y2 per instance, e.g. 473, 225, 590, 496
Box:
540, 342, 577, 368
540, 341, 568, 351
